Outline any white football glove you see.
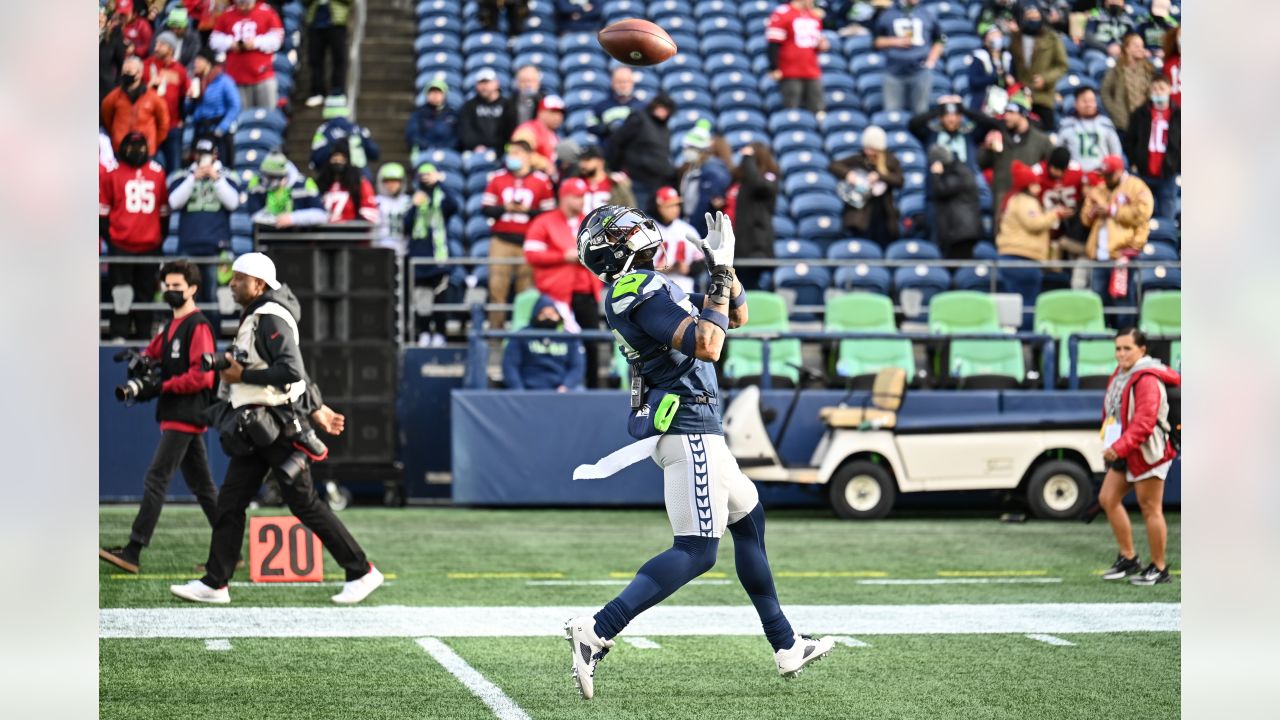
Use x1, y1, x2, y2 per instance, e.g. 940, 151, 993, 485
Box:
698, 211, 736, 268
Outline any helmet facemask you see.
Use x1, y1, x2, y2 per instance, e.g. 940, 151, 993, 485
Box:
578, 206, 663, 281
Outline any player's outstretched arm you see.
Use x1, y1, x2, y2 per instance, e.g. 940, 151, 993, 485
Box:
728, 274, 747, 329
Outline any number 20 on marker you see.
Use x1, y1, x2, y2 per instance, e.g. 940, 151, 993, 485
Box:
249, 516, 324, 583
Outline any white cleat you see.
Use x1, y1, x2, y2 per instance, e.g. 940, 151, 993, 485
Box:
331, 565, 384, 604
775, 634, 836, 678
564, 616, 615, 699
169, 579, 230, 604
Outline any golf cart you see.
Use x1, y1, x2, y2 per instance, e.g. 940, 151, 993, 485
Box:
723, 367, 1106, 520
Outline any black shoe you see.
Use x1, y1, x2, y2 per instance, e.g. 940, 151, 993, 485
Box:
1128, 563, 1171, 586
99, 547, 140, 574
1101, 553, 1142, 580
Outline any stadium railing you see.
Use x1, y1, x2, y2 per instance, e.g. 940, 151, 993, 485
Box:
1064, 332, 1182, 390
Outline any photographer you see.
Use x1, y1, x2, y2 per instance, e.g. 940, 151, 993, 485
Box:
99, 260, 218, 575
170, 253, 383, 605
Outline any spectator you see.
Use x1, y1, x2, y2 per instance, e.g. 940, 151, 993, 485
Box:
315, 139, 380, 224
1084, 0, 1138, 58
824, 0, 891, 37
187, 48, 240, 163
310, 95, 381, 172
167, 137, 239, 320
974, 0, 1018, 35
159, 8, 201, 69
246, 152, 328, 228
873, 0, 945, 115
997, 161, 1066, 326
908, 94, 1000, 173
209, 0, 285, 110
967, 24, 1014, 115
829, 125, 904, 246
555, 0, 602, 33
405, 79, 460, 155
676, 122, 733, 236
1082, 155, 1153, 307
404, 162, 462, 346
926, 145, 982, 260
144, 34, 191, 172
186, 0, 221, 42
100, 8, 129, 102
1101, 32, 1156, 135
117, 0, 154, 59
1124, 75, 1179, 220
303, 0, 351, 107
606, 94, 678, 215
1036, 147, 1091, 258
1009, 3, 1068, 131
588, 66, 645, 151
508, 65, 546, 127
725, 142, 780, 291
481, 140, 556, 328
649, 186, 704, 294
100, 132, 169, 339
577, 145, 636, 214
1040, 1, 1072, 35
978, 91, 1054, 222
479, 0, 530, 36
102, 56, 171, 159
512, 95, 566, 178
458, 68, 516, 154
374, 162, 412, 254
767, 0, 830, 113
1058, 87, 1124, 173
1137, 0, 1178, 55
502, 296, 587, 391
1161, 26, 1181, 107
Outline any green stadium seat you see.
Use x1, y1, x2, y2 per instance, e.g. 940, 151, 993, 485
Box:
509, 288, 542, 332
825, 294, 915, 382
1034, 290, 1115, 384
928, 291, 1025, 388
724, 291, 802, 386
1140, 291, 1181, 370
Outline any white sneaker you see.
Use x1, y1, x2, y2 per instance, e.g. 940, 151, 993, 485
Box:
775, 634, 836, 678
305, 94, 324, 107
564, 616, 615, 699
331, 565, 384, 604
417, 331, 432, 347
169, 579, 230, 604
430, 332, 446, 347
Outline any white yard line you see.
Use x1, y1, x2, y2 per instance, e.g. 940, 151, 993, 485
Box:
857, 578, 1064, 585
99, 603, 1180, 639
1025, 634, 1076, 646
526, 580, 731, 587
225, 581, 397, 589
623, 636, 662, 649
829, 635, 870, 647
416, 638, 531, 720
203, 638, 231, 651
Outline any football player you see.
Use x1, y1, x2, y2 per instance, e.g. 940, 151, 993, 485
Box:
563, 206, 834, 700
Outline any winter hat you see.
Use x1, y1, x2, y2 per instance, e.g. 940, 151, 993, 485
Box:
115, 0, 134, 15
1006, 89, 1032, 115
378, 162, 406, 182
426, 77, 448, 95
166, 7, 189, 28
927, 145, 953, 166
154, 31, 179, 52
861, 125, 887, 152
259, 152, 289, 178
1100, 154, 1125, 175
1010, 161, 1038, 193
475, 68, 498, 84
416, 162, 439, 176
559, 177, 588, 198
682, 119, 713, 150
322, 95, 351, 119
656, 186, 682, 206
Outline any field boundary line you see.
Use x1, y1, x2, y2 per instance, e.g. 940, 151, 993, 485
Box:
416, 637, 531, 720
1026, 634, 1076, 646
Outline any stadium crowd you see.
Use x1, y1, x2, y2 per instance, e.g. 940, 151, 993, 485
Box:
99, 0, 1181, 387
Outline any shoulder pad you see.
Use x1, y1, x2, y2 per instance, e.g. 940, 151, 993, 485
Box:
607, 270, 668, 316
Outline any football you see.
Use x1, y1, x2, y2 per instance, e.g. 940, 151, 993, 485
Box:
597, 18, 678, 67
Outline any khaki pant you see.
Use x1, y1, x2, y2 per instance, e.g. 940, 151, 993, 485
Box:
487, 235, 532, 328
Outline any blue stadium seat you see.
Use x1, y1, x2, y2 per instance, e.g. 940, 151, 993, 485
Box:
565, 87, 608, 108
559, 51, 608, 75
462, 149, 498, 175
745, 34, 771, 59
465, 215, 492, 244
469, 239, 491, 287
558, 32, 597, 54
699, 34, 743, 57
773, 130, 825, 156
783, 170, 837, 198
461, 32, 506, 56
825, 88, 861, 113
463, 193, 486, 219
418, 48, 463, 73
417, 14, 462, 35
466, 52, 511, 76
944, 36, 982, 57
820, 109, 869, 135
654, 13, 694, 37
419, 148, 462, 174
849, 53, 886, 77
1139, 265, 1182, 293
775, 239, 823, 260
416, 0, 455, 17
796, 213, 843, 241
939, 18, 973, 36
704, 53, 752, 75
717, 109, 769, 135
513, 50, 558, 76
790, 193, 844, 220
230, 213, 253, 238
897, 148, 926, 172
972, 241, 998, 260
861, 90, 885, 115
894, 265, 952, 317
1147, 218, 1179, 245
886, 240, 942, 261
953, 264, 997, 292
233, 147, 264, 169
714, 89, 760, 114
773, 264, 831, 319
234, 127, 282, 153
833, 264, 892, 294
564, 69, 610, 93
697, 15, 743, 37
825, 130, 863, 158
945, 54, 973, 78
737, 0, 772, 20
464, 172, 492, 196
725, 129, 766, 150
1141, 241, 1179, 262
710, 70, 756, 95
903, 170, 927, 194
898, 193, 927, 220
512, 32, 555, 55
774, 194, 789, 218
777, 150, 830, 175
661, 70, 711, 94
821, 72, 857, 97
231, 235, 254, 256
841, 33, 873, 57
768, 109, 820, 135
237, 108, 286, 133
870, 110, 911, 130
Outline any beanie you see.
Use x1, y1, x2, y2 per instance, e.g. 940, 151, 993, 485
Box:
861, 125, 887, 152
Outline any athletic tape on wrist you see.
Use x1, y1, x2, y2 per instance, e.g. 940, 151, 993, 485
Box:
729, 287, 745, 309
699, 308, 729, 331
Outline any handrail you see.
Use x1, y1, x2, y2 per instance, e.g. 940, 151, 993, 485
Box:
1065, 332, 1182, 390
346, 0, 366, 120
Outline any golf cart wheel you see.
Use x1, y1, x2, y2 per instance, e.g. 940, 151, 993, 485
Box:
828, 460, 896, 520
1025, 460, 1094, 520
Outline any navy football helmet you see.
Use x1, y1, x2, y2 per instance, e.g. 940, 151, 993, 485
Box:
576, 205, 664, 281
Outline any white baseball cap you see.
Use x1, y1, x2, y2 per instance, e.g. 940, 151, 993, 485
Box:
231, 252, 281, 290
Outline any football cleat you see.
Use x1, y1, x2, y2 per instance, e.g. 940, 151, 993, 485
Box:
775, 634, 836, 678
564, 616, 615, 699
169, 579, 230, 604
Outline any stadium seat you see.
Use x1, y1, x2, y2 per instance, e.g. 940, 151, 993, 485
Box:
696, 0, 735, 19
710, 70, 756, 95
833, 264, 891, 295
469, 240, 490, 287
777, 150, 830, 175
870, 110, 910, 130
1034, 290, 1115, 384
699, 33, 743, 57
772, 215, 797, 238
724, 291, 803, 387
841, 34, 873, 57
849, 53, 886, 77
661, 70, 710, 94
796, 214, 843, 241
717, 109, 769, 135
237, 108, 286, 133
928, 291, 1025, 388
885, 240, 942, 262
952, 264, 997, 292
826, 293, 916, 382
773, 263, 831, 320
820, 109, 870, 135
774, 130, 825, 157
515, 51, 559, 76
230, 213, 253, 238
828, 239, 883, 261
464, 193, 486, 218
894, 265, 951, 319
703, 53, 752, 75
461, 32, 505, 55
783, 170, 838, 198
737, 0, 772, 21
564, 69, 610, 93
972, 241, 998, 260
697, 15, 743, 37
825, 130, 864, 158
768, 109, 820, 135
1141, 241, 1179, 261
790, 193, 844, 220
418, 14, 462, 35
559, 52, 608, 75
825, 89, 861, 113
1140, 290, 1181, 370
511, 32, 554, 55
725, 129, 766, 151
230, 235, 253, 256
775, 239, 823, 260
1139, 265, 1182, 293
464, 215, 492, 244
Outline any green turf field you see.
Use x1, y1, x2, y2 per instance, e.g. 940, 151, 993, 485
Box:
99, 507, 1181, 719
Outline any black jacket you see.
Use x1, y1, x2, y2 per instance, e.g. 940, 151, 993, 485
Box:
458, 94, 516, 151
240, 285, 308, 391
1124, 103, 1180, 179
606, 109, 675, 189
926, 160, 983, 249
732, 155, 779, 261
506, 90, 546, 128
155, 310, 214, 427
99, 27, 126, 103
907, 104, 999, 171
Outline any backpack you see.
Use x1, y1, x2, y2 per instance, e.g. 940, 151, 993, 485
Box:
1162, 385, 1181, 453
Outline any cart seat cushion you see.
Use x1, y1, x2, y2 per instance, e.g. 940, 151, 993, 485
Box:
871, 367, 907, 411
820, 407, 897, 429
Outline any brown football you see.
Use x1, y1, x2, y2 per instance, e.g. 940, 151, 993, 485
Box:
597, 18, 678, 67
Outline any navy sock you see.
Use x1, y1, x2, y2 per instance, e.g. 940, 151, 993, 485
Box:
594, 535, 718, 640
728, 503, 795, 651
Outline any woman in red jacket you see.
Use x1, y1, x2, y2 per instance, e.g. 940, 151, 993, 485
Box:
1098, 328, 1180, 586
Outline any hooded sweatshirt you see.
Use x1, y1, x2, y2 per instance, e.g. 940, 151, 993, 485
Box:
1104, 356, 1181, 477
1058, 113, 1125, 173
501, 295, 586, 390
246, 159, 328, 226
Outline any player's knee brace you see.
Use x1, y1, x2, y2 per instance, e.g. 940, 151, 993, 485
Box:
672, 535, 719, 578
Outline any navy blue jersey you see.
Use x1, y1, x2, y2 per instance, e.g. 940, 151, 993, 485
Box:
605, 269, 722, 435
